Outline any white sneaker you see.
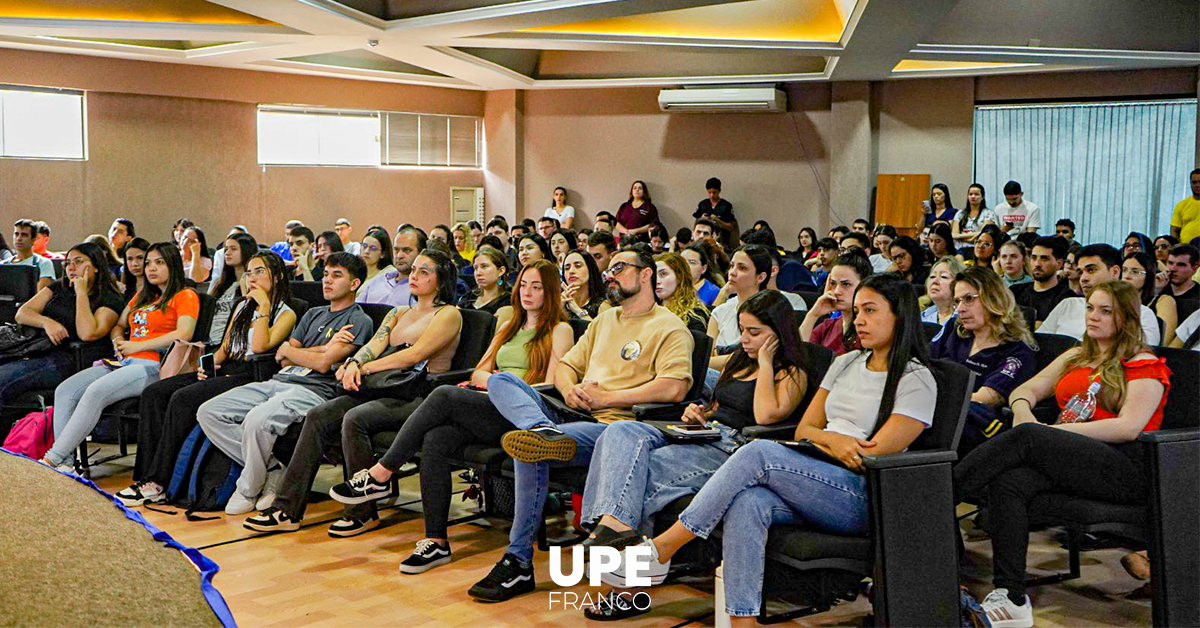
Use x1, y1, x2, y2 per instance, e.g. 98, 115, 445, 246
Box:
981, 589, 1034, 628
256, 466, 286, 511
225, 491, 257, 516
600, 537, 671, 588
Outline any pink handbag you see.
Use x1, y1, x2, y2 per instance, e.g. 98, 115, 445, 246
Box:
3, 407, 54, 460
160, 340, 204, 379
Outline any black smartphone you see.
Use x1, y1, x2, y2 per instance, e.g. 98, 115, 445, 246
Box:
200, 352, 215, 374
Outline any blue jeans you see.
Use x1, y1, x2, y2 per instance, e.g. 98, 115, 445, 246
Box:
0, 352, 74, 410
46, 358, 161, 465
677, 439, 869, 617
487, 371, 609, 563
580, 420, 742, 535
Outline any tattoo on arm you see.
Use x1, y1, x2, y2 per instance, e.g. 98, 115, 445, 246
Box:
354, 308, 398, 363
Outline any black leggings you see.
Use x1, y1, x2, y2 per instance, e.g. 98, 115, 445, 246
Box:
135, 365, 253, 486
953, 423, 1145, 602
371, 385, 513, 539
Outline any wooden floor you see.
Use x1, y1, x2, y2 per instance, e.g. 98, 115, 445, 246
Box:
83, 444, 1152, 628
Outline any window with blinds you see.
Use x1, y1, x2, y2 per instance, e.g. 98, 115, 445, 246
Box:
258, 105, 480, 168
0, 85, 86, 160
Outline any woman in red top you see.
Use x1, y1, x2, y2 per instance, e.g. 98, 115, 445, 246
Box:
799, 252, 873, 356
953, 280, 1170, 628
41, 242, 199, 470
614, 180, 659, 239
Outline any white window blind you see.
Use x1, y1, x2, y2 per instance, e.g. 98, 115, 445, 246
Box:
0, 85, 86, 160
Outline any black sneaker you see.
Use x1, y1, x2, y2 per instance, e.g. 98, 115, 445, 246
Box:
328, 514, 380, 538
468, 553, 536, 602
243, 507, 300, 533
115, 481, 166, 508
329, 469, 393, 505
502, 426, 576, 463
581, 524, 642, 550
584, 591, 652, 621
399, 539, 452, 574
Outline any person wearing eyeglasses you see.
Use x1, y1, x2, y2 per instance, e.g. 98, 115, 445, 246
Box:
931, 266, 1036, 454
465, 245, 693, 603
1122, 252, 1179, 345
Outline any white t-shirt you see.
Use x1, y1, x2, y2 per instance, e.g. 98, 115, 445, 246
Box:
1174, 309, 1200, 351
1039, 296, 1161, 346
820, 351, 937, 440
226, 300, 294, 356
869, 253, 893, 274
954, 208, 1000, 235
343, 241, 362, 256
712, 290, 808, 347
544, 206, 576, 223
994, 200, 1041, 234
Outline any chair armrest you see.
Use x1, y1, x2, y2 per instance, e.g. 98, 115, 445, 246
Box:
428, 369, 474, 386
1138, 428, 1199, 444
632, 402, 692, 422
68, 340, 113, 372
249, 352, 280, 381
863, 449, 957, 470
741, 422, 798, 441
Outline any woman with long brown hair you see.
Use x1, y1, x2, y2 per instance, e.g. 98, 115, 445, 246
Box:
320, 259, 574, 574
954, 280, 1170, 627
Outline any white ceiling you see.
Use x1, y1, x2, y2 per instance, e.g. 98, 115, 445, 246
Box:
0, 0, 1195, 90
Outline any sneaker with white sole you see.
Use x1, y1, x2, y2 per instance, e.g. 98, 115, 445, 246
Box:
116, 481, 166, 507
256, 466, 286, 511
399, 539, 452, 574
600, 537, 671, 588
981, 589, 1034, 628
224, 491, 257, 516
468, 553, 536, 602
243, 507, 300, 533
327, 515, 380, 538
329, 469, 392, 505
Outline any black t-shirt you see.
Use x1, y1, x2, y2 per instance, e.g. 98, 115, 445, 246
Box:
1012, 280, 1075, 324
693, 198, 735, 223
43, 283, 126, 342
1170, 282, 1200, 322
711, 376, 755, 430
458, 290, 511, 316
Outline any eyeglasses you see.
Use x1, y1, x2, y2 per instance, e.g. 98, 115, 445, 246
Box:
246, 268, 270, 278
361, 243, 381, 253
1156, 243, 1172, 250
953, 294, 981, 307
602, 261, 644, 281
1122, 268, 1147, 277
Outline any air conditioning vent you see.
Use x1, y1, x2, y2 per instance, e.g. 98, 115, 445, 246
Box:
657, 87, 787, 113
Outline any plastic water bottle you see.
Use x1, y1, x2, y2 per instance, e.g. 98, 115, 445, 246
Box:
1059, 381, 1101, 424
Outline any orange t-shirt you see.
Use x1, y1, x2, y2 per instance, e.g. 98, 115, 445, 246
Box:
127, 289, 200, 361
1054, 357, 1172, 432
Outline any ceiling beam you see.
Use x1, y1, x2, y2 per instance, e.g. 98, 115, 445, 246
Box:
0, 16, 301, 41
371, 43, 533, 89
829, 0, 963, 80
186, 37, 360, 63
205, 0, 384, 35
906, 44, 1200, 69
442, 32, 841, 54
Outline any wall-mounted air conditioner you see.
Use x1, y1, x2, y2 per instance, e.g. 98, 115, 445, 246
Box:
657, 87, 787, 113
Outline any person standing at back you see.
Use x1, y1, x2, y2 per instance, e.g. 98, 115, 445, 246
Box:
994, 181, 1041, 235
694, 177, 739, 247
1169, 168, 1200, 243
614, 180, 659, 240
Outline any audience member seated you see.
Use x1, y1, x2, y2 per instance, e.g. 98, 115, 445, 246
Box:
4, 243, 123, 415
206, 233, 258, 345
535, 216, 559, 242
694, 177, 738, 246
869, 225, 896, 273
549, 229, 577, 265
561, 250, 605, 320
586, 230, 617, 274
1170, 308, 1200, 350
1011, 236, 1074, 329
195, 252, 374, 515
108, 218, 135, 259
888, 235, 930, 287
1040, 244, 1160, 345
792, 227, 818, 261
998, 241, 1033, 287
119, 238, 150, 303
637, 274, 936, 625
358, 226, 424, 307
180, 226, 212, 284
676, 243, 717, 307
932, 267, 1036, 454
172, 218, 193, 249
458, 245, 511, 315
40, 243, 199, 470
922, 183, 958, 227
969, 224, 1007, 271
734, 230, 809, 311
851, 218, 870, 234
1055, 219, 1076, 244
577, 291, 810, 620
953, 183, 998, 245
806, 237, 839, 288
707, 245, 772, 363
654, 252, 710, 333
922, 256, 966, 326
268, 220, 302, 262
1163, 244, 1199, 322
355, 227, 394, 297
287, 226, 316, 281
1153, 235, 1178, 267
799, 252, 873, 356
953, 280, 1170, 628
84, 234, 123, 277
544, 186, 576, 230
307, 260, 574, 571
309, 229, 343, 282
1062, 246, 1084, 295
0, 232, 11, 263
614, 180, 659, 239
467, 245, 693, 602
1123, 251, 1179, 345
994, 180, 1041, 235
839, 231, 873, 259
452, 222, 476, 264
649, 223, 669, 254
116, 252, 296, 506
4, 219, 56, 291
516, 233, 552, 271
928, 222, 960, 262
31, 221, 62, 260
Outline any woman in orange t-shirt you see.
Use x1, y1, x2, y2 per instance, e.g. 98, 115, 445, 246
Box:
41, 242, 199, 470
953, 280, 1171, 627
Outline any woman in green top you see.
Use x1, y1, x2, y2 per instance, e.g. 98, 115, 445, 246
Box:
328, 259, 574, 574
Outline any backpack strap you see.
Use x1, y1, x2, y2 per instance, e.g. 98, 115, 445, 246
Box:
167, 425, 206, 502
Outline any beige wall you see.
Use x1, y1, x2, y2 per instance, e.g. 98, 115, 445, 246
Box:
0, 48, 485, 246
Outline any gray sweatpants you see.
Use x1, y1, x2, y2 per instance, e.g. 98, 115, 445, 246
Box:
196, 380, 326, 499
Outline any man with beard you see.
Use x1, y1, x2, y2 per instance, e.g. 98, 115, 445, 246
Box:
1011, 236, 1074, 329
466, 245, 694, 603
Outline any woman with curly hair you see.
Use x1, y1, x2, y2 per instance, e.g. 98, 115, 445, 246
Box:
654, 252, 709, 333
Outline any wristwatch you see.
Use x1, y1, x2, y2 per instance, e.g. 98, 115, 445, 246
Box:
344, 357, 362, 369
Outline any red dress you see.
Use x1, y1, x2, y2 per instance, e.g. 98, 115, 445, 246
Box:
1053, 357, 1171, 432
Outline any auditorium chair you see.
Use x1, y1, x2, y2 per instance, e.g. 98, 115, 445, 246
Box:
289, 281, 327, 307
0, 264, 39, 325
1019, 305, 1036, 331
76, 292, 218, 475
776, 260, 814, 292
790, 290, 822, 310
1021, 346, 1198, 627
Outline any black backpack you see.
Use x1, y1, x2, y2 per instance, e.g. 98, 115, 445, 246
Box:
157, 425, 242, 521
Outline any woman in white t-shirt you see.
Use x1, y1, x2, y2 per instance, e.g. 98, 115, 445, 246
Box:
617, 274, 938, 623
543, 186, 576, 229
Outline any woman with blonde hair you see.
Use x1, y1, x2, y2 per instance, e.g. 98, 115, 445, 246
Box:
922, 256, 966, 326
932, 266, 1036, 454
452, 222, 476, 263
953, 280, 1170, 628
654, 252, 709, 333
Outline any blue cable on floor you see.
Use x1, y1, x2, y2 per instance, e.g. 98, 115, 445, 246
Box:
0, 448, 237, 628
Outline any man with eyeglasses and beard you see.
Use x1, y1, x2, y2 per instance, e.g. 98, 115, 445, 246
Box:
466, 245, 694, 604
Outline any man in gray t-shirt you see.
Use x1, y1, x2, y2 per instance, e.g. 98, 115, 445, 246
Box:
197, 253, 373, 514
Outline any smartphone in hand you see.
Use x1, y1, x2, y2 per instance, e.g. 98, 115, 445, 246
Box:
200, 352, 216, 374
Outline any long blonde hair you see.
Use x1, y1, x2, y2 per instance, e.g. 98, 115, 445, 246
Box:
1065, 280, 1148, 413
655, 252, 706, 322
953, 266, 1036, 348
452, 222, 475, 256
